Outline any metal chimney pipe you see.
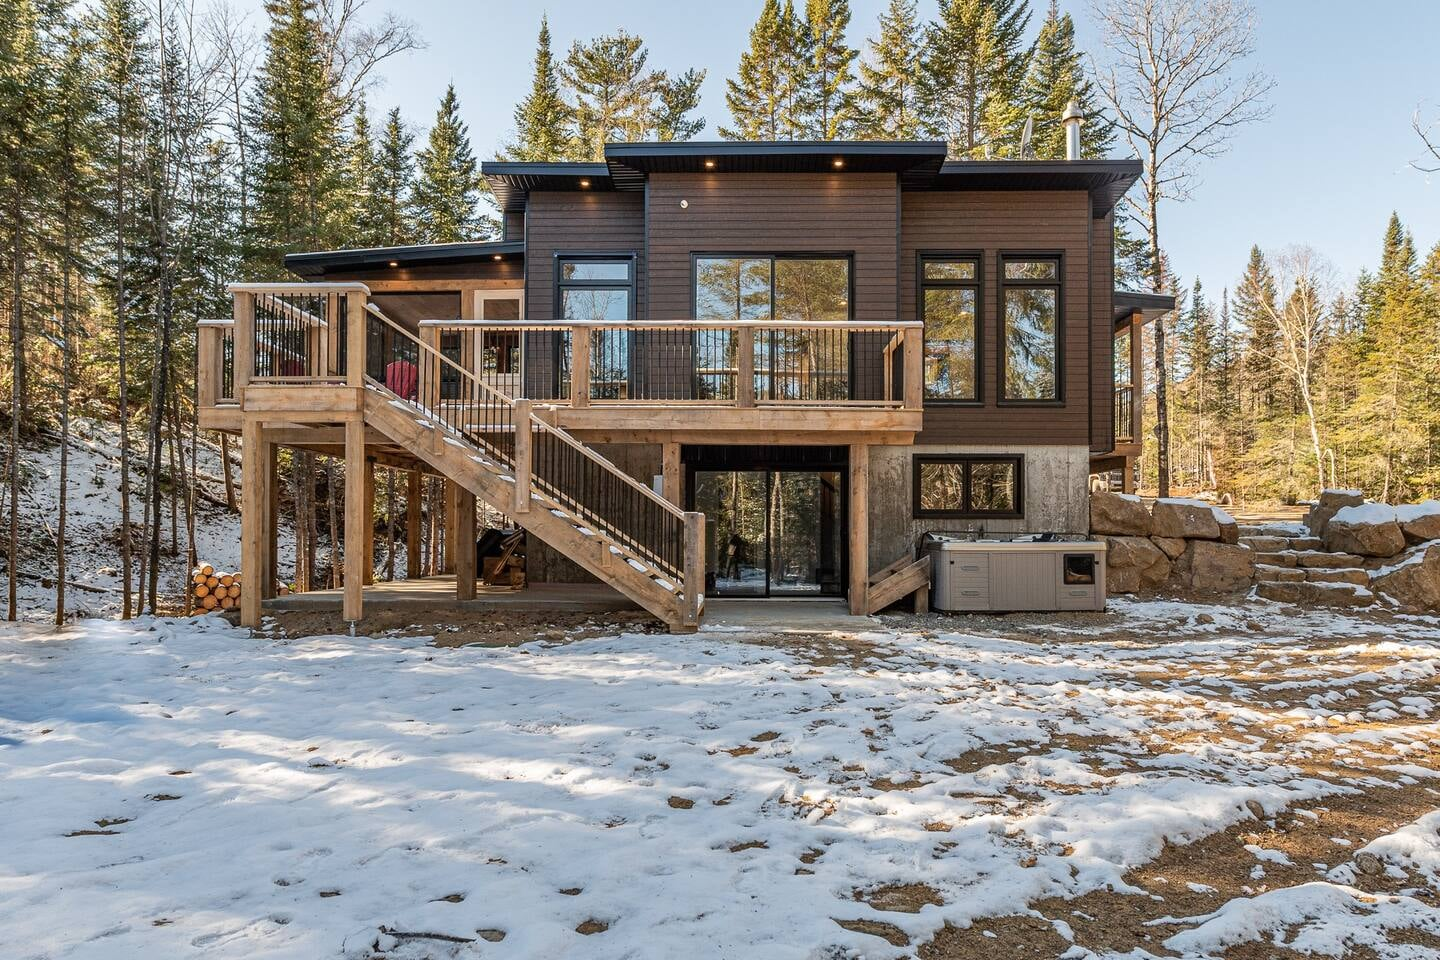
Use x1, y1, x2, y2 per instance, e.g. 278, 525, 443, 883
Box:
1062, 100, 1084, 160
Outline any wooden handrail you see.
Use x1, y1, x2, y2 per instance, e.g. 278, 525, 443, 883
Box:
417, 318, 923, 331
365, 303, 686, 523
228, 282, 371, 294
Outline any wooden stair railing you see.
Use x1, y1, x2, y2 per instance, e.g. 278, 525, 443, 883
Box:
360, 304, 703, 630
866, 553, 932, 615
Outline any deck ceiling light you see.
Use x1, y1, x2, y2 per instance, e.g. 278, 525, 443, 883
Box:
832, 158, 844, 168
704, 159, 715, 168
492, 254, 503, 260
579, 178, 591, 187
388, 260, 399, 267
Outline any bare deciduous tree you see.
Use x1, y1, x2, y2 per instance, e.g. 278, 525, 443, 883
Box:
1247, 246, 1332, 497
317, 0, 422, 113
1090, 0, 1273, 496
1413, 103, 1440, 174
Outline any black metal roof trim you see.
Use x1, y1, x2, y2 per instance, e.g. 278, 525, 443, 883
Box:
481, 162, 613, 212
285, 240, 524, 277
929, 159, 1142, 217
1114, 289, 1176, 323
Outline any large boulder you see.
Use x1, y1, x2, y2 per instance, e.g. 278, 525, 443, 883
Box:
1152, 499, 1222, 540
1371, 545, 1440, 612
1324, 504, 1407, 558
1104, 535, 1171, 594
1151, 536, 1187, 560
1307, 489, 1365, 536
1091, 491, 1152, 536
1174, 540, 1254, 594
1397, 501, 1440, 545
1257, 580, 1374, 608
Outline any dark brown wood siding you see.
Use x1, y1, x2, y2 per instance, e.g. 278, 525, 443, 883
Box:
323, 260, 523, 283
901, 190, 1092, 445
523, 191, 645, 397
524, 190, 645, 320
1089, 208, 1115, 453
646, 172, 898, 321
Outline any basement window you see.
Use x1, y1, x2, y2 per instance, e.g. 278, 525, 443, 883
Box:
912, 455, 1023, 519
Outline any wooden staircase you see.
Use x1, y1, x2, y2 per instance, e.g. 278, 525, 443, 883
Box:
865, 553, 931, 614
362, 305, 703, 631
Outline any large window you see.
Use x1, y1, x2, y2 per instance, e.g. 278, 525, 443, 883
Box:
1001, 257, 1062, 401
694, 255, 851, 401
920, 255, 980, 401
556, 256, 634, 400
694, 255, 849, 323
913, 455, 1023, 519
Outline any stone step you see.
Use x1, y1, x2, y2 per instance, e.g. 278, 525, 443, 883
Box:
1241, 535, 1290, 552
1290, 549, 1366, 569
1240, 523, 1309, 538
1282, 536, 1324, 551
1257, 580, 1374, 608
1255, 564, 1304, 583
1304, 567, 1370, 586
1254, 552, 1298, 568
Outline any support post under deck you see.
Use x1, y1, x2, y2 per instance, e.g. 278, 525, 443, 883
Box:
344, 418, 365, 621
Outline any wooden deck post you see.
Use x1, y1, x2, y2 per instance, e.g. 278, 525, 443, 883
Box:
848, 443, 870, 615
737, 327, 755, 407
442, 480, 459, 574
262, 439, 278, 600
197, 324, 219, 409
571, 327, 591, 408
902, 327, 923, 411
240, 418, 264, 627
343, 417, 365, 622
346, 291, 366, 386
233, 291, 254, 404
683, 511, 704, 627
456, 489, 476, 601
406, 470, 422, 579
662, 442, 682, 506
513, 399, 532, 514
363, 460, 376, 585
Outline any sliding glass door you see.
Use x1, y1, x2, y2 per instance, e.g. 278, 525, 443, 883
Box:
693, 468, 844, 598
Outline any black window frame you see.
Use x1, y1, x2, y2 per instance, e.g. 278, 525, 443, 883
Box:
917, 251, 983, 404
911, 454, 1024, 519
552, 252, 637, 399
998, 252, 1064, 405
690, 252, 856, 401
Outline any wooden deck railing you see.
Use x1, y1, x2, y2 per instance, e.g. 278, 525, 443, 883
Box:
417, 318, 925, 410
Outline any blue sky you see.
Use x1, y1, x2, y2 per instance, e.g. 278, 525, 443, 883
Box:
289, 0, 1440, 298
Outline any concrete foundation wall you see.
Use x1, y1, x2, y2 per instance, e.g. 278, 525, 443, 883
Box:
526, 443, 663, 584
867, 444, 1092, 570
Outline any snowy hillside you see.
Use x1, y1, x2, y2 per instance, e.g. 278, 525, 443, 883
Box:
11, 418, 292, 621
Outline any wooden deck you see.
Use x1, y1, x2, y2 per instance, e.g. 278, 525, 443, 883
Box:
265, 577, 638, 614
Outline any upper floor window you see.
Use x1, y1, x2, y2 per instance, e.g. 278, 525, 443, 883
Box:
693, 255, 850, 322
1001, 257, 1062, 401
920, 256, 979, 401
557, 256, 633, 321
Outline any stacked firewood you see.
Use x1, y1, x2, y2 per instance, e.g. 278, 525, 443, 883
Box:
191, 566, 292, 612
192, 566, 240, 611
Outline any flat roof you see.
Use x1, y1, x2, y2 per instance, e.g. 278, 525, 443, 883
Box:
284, 240, 524, 278
1114, 290, 1177, 325
482, 141, 1142, 216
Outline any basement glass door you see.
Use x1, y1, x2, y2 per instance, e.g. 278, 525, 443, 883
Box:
693, 469, 843, 598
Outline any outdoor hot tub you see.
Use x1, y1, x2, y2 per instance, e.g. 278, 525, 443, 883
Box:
922, 534, 1108, 613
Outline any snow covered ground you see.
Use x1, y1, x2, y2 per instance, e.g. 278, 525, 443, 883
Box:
2, 600, 1440, 958
13, 418, 295, 621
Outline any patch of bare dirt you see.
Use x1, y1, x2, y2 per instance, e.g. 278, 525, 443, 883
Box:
245, 607, 660, 646
575, 919, 609, 935
834, 917, 910, 946
855, 882, 944, 913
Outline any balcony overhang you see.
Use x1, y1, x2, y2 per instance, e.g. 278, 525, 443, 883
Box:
539, 404, 922, 445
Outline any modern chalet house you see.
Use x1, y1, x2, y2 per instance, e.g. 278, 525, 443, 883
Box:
198, 129, 1173, 631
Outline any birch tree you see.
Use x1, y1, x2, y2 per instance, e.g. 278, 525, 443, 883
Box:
1090, 0, 1272, 496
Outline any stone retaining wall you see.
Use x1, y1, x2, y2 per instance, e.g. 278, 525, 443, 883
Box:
1091, 492, 1252, 595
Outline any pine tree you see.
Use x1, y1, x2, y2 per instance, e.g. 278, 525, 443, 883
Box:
248, 0, 345, 265
801, 0, 857, 138
722, 0, 788, 139
506, 15, 574, 161
918, 0, 1032, 159
413, 84, 488, 243
344, 99, 380, 246
656, 68, 706, 142
1021, 1, 1112, 159
852, 0, 923, 139
564, 32, 654, 157
1234, 245, 1279, 416
371, 107, 416, 246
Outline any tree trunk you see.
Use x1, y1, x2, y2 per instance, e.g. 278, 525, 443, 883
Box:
57, 238, 73, 626
8, 200, 23, 621
1148, 184, 1171, 498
